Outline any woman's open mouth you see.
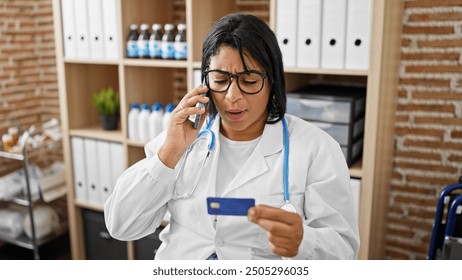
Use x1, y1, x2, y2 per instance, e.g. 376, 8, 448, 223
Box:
226, 109, 245, 121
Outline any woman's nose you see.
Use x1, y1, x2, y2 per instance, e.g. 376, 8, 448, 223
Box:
225, 79, 243, 102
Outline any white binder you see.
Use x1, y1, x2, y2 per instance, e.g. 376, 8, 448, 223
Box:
101, 0, 120, 60
297, 0, 322, 68
84, 138, 100, 205
73, 0, 91, 59
71, 137, 87, 202
60, 0, 77, 58
97, 140, 112, 205
350, 178, 361, 217
345, 0, 371, 70
109, 142, 125, 188
87, 0, 105, 60
275, 0, 298, 68
194, 69, 202, 87
320, 0, 348, 69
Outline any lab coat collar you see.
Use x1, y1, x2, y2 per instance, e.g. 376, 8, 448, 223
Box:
209, 115, 284, 196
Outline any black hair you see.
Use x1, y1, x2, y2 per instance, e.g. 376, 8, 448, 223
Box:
201, 13, 286, 124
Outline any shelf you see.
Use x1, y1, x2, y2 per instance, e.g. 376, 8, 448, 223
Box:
64, 58, 119, 65
0, 139, 62, 162
190, 63, 368, 77
70, 126, 124, 143
123, 58, 188, 68
284, 67, 368, 76
127, 139, 146, 148
4, 193, 36, 207
1, 184, 67, 209
0, 150, 25, 161
0, 221, 68, 250
74, 200, 104, 212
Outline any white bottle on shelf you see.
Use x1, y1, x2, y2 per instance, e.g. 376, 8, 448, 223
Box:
138, 103, 151, 142
162, 103, 175, 131
149, 102, 164, 139
127, 103, 140, 140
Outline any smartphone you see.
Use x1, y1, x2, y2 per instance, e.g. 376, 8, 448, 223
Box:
189, 91, 209, 129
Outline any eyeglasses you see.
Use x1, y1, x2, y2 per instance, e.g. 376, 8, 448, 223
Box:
203, 69, 268, 94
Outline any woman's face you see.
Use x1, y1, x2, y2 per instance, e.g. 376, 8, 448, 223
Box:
208, 46, 270, 141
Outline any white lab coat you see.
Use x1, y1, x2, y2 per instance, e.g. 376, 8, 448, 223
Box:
104, 114, 360, 259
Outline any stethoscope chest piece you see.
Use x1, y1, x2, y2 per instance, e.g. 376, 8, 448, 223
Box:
281, 203, 296, 213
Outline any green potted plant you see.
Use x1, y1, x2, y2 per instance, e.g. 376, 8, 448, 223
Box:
91, 87, 120, 130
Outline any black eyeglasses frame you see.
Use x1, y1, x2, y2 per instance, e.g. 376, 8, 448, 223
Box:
203, 69, 268, 95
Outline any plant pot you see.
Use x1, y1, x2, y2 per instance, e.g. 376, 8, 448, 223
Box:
99, 114, 118, 130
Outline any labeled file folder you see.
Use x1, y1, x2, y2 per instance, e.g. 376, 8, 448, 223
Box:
101, 0, 120, 60
297, 0, 322, 68
88, 0, 105, 60
275, 0, 298, 68
60, 0, 77, 58
345, 0, 371, 70
109, 142, 125, 188
73, 0, 91, 59
71, 137, 88, 202
321, 0, 348, 69
84, 138, 101, 205
350, 178, 361, 217
97, 140, 112, 206
194, 69, 202, 87
74, 0, 90, 59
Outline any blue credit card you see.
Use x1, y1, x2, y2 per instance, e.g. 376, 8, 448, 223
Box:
207, 197, 255, 216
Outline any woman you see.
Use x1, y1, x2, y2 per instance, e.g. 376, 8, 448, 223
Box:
105, 14, 359, 260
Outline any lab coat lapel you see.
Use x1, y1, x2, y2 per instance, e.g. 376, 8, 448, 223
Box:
222, 120, 284, 196
205, 116, 221, 199
202, 116, 221, 231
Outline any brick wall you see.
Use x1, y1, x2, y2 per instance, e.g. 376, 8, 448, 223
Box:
387, 0, 462, 259
0, 0, 59, 130
0, 0, 59, 175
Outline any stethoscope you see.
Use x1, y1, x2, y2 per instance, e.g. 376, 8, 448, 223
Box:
172, 116, 296, 213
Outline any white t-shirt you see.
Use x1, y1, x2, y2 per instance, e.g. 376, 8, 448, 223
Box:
215, 133, 261, 197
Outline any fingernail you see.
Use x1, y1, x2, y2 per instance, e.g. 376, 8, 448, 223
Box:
247, 208, 255, 220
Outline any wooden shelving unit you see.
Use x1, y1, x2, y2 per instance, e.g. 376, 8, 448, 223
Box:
52, 0, 403, 259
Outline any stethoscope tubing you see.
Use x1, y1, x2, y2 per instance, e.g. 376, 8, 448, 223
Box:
173, 115, 291, 206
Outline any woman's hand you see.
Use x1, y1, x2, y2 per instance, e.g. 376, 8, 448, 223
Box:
248, 205, 303, 257
157, 85, 210, 168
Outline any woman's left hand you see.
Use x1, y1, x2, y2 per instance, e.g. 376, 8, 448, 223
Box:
247, 205, 303, 257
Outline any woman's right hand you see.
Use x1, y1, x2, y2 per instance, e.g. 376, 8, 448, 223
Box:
157, 85, 210, 168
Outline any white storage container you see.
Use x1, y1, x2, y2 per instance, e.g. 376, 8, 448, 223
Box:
287, 85, 366, 124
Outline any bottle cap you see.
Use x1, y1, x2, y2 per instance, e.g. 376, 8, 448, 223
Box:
130, 24, 138, 30
152, 23, 162, 31
164, 23, 175, 31
140, 23, 149, 30
165, 103, 175, 112
152, 102, 163, 111
131, 103, 140, 109
177, 23, 186, 31
141, 103, 150, 110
